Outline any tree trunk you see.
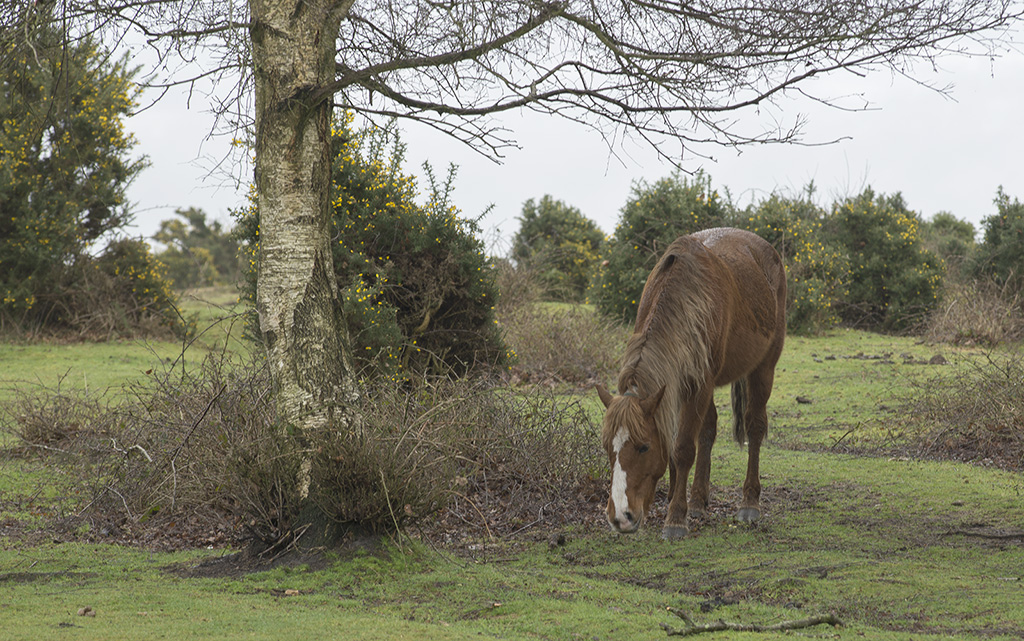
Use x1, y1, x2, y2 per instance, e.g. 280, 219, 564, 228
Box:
249, 0, 358, 495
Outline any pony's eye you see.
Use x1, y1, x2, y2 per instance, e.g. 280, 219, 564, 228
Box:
636, 443, 650, 455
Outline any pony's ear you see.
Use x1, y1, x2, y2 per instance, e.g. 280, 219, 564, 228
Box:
596, 384, 614, 409
641, 385, 667, 417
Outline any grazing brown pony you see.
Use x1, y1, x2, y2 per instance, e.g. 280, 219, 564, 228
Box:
596, 228, 786, 540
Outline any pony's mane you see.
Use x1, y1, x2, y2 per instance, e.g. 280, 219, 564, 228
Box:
615, 241, 716, 449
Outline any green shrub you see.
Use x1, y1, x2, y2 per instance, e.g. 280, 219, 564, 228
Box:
825, 189, 943, 331
973, 187, 1024, 290
0, 237, 185, 339
236, 115, 508, 379
591, 171, 730, 322
739, 192, 848, 335
87, 239, 187, 337
921, 211, 976, 271
511, 196, 604, 302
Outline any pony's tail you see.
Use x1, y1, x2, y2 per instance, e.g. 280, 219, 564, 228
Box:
731, 378, 747, 445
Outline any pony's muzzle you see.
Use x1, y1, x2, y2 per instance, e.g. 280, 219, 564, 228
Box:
609, 509, 642, 533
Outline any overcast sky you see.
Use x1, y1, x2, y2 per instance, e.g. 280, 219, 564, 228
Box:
124, 42, 1023, 254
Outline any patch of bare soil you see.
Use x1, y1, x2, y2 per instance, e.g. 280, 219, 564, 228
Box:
0, 506, 236, 551
1, 451, 613, 578
0, 570, 99, 585
419, 476, 609, 546
166, 535, 378, 580
159, 478, 613, 578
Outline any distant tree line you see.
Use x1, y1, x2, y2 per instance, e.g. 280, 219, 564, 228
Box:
514, 173, 1024, 335
152, 208, 241, 290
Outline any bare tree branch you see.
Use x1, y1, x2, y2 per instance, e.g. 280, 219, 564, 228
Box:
325, 0, 1022, 161
5, 0, 1020, 163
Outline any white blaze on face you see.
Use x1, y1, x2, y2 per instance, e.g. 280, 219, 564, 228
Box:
610, 426, 631, 526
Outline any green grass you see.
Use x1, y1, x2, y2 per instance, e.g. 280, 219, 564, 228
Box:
0, 287, 247, 406
3, 299, 1024, 640
6, 467, 1023, 641
764, 329, 982, 451
176, 285, 249, 355
0, 341, 178, 402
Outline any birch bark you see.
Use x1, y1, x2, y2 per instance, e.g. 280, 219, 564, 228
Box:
249, 0, 359, 486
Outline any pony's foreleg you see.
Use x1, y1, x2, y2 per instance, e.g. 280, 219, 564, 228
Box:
737, 370, 774, 523
663, 431, 694, 541
667, 457, 678, 504
663, 390, 712, 541
688, 403, 718, 519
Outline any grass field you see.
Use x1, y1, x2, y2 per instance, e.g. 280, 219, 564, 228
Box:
0, 286, 245, 406
2, 293, 1023, 640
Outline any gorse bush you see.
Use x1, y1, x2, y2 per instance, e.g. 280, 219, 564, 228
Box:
332, 129, 506, 378
2, 238, 183, 339
739, 192, 848, 335
0, 31, 184, 337
591, 171, 729, 322
86, 239, 185, 337
826, 189, 943, 332
236, 114, 508, 379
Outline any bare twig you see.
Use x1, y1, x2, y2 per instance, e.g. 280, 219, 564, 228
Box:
661, 608, 842, 637
830, 421, 863, 450
448, 491, 495, 540
169, 383, 228, 464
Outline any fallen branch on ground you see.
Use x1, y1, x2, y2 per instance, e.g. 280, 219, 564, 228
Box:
944, 529, 1024, 540
661, 607, 842, 637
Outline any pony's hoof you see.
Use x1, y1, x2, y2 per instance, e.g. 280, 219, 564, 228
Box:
736, 507, 761, 523
662, 524, 689, 541
687, 505, 708, 521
